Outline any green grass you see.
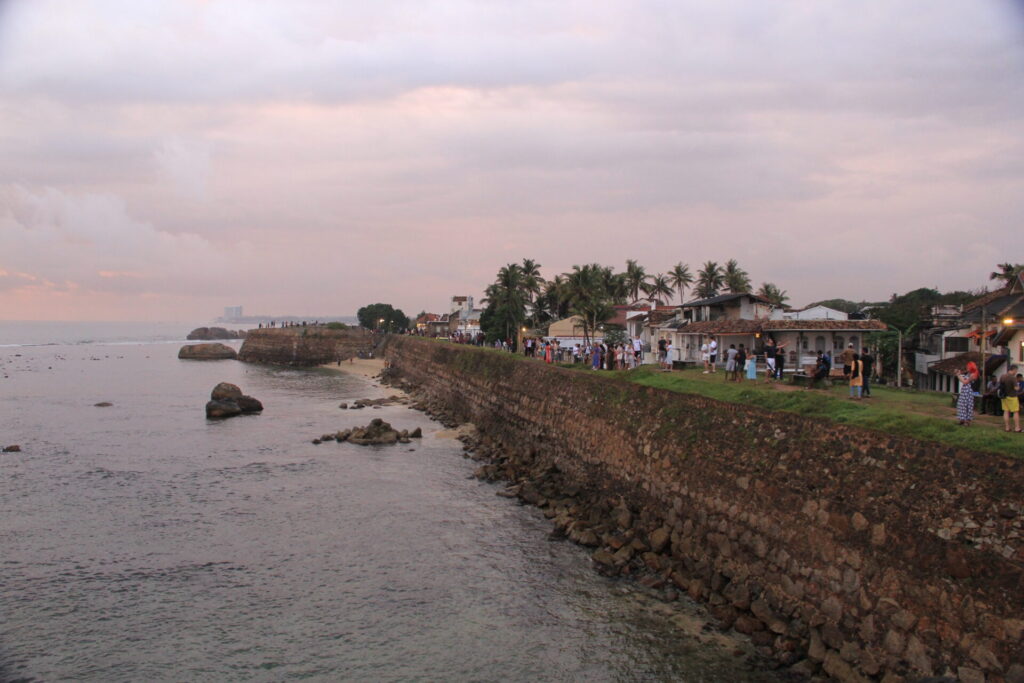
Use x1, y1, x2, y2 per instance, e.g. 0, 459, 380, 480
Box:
622, 365, 1022, 458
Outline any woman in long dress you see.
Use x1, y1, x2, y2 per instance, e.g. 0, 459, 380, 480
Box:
745, 352, 757, 381
956, 366, 976, 426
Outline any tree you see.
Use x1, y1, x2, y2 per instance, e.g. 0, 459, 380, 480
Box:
695, 261, 724, 299
990, 263, 1023, 286
723, 259, 751, 293
643, 273, 675, 306
481, 263, 528, 342
623, 259, 652, 303
669, 262, 694, 304
563, 263, 617, 344
357, 303, 410, 332
757, 282, 789, 307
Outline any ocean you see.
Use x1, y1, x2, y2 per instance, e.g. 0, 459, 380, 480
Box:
0, 322, 779, 682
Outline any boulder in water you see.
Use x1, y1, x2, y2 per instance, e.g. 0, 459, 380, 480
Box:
235, 395, 264, 413
211, 382, 243, 401
206, 400, 242, 419
187, 327, 247, 340
206, 383, 262, 419
179, 343, 237, 360
2, 445, 21, 453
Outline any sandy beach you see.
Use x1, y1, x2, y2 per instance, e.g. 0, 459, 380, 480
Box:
319, 356, 387, 379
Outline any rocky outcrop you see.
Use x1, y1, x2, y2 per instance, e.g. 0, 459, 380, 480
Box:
237, 327, 374, 366
187, 327, 247, 340
2, 445, 20, 453
382, 336, 1024, 682
179, 343, 238, 360
205, 382, 263, 419
311, 418, 422, 445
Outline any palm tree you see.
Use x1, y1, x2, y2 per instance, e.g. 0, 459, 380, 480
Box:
564, 263, 617, 344
989, 263, 1023, 286
669, 262, 694, 304
643, 273, 675, 306
757, 282, 789, 307
482, 263, 528, 340
723, 259, 751, 293
623, 259, 652, 303
695, 261, 724, 299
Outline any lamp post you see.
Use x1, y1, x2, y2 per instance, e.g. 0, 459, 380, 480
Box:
379, 317, 385, 333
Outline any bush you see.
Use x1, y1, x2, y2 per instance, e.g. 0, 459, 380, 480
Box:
326, 322, 348, 330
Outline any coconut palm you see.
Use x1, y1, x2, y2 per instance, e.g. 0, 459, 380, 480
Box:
623, 259, 652, 303
695, 261, 724, 299
989, 263, 1023, 286
723, 259, 751, 293
642, 273, 675, 306
482, 263, 528, 340
563, 263, 617, 344
757, 282, 789, 307
669, 262, 694, 304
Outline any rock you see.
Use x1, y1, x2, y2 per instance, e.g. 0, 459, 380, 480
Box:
211, 382, 243, 401
339, 402, 348, 409
823, 650, 870, 683
178, 343, 238, 360
648, 526, 671, 553
235, 395, 264, 413
206, 400, 242, 419
187, 327, 246, 340
410, 427, 422, 438
94, 401, 113, 407
2, 445, 21, 453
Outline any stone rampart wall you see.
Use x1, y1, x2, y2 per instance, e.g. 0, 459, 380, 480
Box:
237, 327, 373, 366
385, 337, 1024, 682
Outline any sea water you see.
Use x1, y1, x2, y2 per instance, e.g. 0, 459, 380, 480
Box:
0, 323, 780, 682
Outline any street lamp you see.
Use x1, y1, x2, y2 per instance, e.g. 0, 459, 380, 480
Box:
378, 317, 385, 332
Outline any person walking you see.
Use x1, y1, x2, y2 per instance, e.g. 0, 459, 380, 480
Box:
998, 364, 1021, 432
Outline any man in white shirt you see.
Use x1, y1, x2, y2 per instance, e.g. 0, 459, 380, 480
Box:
701, 341, 710, 373
708, 337, 718, 373
632, 337, 643, 366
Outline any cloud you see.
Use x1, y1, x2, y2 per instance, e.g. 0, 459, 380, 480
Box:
0, 1, 1021, 319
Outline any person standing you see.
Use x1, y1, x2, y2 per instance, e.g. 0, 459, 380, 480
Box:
735, 344, 747, 383
956, 365, 975, 426
701, 340, 710, 373
840, 343, 855, 377
860, 347, 874, 397
708, 336, 718, 373
664, 340, 674, 371
725, 344, 738, 381
763, 338, 777, 382
745, 348, 758, 381
849, 353, 863, 399
633, 336, 643, 365
998, 364, 1021, 432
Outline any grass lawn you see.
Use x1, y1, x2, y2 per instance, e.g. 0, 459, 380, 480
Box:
569, 363, 1022, 458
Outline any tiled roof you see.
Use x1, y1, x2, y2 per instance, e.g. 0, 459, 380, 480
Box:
963, 286, 1011, 312
643, 309, 678, 325
929, 352, 1006, 376
682, 292, 771, 307
673, 320, 763, 334
762, 320, 887, 331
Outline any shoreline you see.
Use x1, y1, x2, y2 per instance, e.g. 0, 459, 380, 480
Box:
318, 357, 409, 399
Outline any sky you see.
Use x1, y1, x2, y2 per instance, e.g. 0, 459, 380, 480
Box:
1, 0, 1022, 321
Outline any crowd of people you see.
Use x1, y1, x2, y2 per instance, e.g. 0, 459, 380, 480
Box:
956, 362, 1022, 432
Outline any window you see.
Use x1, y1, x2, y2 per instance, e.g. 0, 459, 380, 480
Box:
835, 336, 845, 350
945, 337, 969, 353
815, 336, 826, 351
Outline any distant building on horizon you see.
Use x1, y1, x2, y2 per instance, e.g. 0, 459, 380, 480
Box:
223, 305, 243, 320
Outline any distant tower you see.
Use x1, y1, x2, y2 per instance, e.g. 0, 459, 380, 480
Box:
224, 305, 243, 320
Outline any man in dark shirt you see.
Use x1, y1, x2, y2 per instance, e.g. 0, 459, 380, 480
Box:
860, 347, 874, 398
